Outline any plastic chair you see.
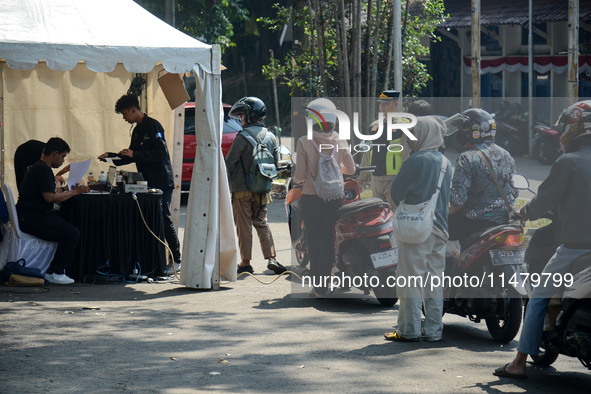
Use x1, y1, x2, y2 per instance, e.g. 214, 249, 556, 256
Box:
0, 184, 57, 274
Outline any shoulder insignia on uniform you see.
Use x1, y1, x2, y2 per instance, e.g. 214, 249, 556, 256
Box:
155, 132, 163, 139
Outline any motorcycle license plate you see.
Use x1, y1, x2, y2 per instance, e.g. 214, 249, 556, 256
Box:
489, 249, 526, 266
371, 249, 398, 269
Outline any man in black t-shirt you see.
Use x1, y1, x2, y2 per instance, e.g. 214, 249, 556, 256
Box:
99, 94, 181, 276
14, 139, 70, 191
17, 137, 89, 285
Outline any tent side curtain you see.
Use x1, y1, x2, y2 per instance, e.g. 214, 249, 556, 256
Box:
463, 55, 591, 75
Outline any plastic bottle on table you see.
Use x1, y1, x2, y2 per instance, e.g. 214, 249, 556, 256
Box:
87, 172, 97, 185
98, 171, 106, 184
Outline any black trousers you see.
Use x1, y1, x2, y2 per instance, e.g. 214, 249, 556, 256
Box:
448, 212, 503, 250
301, 194, 342, 295
18, 210, 80, 275
162, 187, 181, 263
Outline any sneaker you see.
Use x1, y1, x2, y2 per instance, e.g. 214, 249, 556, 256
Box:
44, 273, 75, 285
267, 259, 287, 274
237, 265, 254, 275
166, 262, 181, 276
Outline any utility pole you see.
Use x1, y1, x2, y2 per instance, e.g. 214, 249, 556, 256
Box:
471, 0, 481, 108
528, 0, 534, 154
165, 0, 175, 27
270, 50, 281, 145
568, 0, 580, 104
393, 0, 402, 95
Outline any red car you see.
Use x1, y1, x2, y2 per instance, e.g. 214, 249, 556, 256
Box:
182, 102, 241, 190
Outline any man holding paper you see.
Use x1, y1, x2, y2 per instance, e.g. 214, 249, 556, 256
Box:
98, 94, 180, 276
17, 137, 89, 285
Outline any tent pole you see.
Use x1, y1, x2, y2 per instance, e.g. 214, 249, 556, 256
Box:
0, 63, 3, 186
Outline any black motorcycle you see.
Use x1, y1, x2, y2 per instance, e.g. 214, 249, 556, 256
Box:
525, 211, 591, 369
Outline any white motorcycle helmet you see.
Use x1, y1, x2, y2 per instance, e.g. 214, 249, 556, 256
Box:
306, 98, 338, 132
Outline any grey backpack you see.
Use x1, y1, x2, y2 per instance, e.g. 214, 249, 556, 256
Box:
308, 140, 344, 201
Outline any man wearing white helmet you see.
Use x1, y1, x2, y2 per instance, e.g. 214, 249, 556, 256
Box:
494, 100, 591, 379
293, 98, 356, 296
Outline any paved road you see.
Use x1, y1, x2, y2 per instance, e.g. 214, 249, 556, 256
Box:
5, 148, 587, 393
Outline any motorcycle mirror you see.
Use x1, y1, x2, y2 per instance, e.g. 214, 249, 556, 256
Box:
278, 145, 291, 156
444, 113, 464, 135
511, 174, 530, 190
352, 140, 372, 157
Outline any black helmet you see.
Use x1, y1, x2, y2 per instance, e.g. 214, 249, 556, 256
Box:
229, 97, 267, 125
454, 108, 496, 146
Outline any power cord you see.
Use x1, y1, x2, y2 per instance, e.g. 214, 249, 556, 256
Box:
220, 270, 303, 285
132, 193, 179, 280
132, 193, 300, 285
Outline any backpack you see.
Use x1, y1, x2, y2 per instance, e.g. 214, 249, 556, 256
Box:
308, 140, 344, 201
239, 129, 277, 194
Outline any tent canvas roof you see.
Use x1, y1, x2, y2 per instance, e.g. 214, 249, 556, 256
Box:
0, 0, 217, 74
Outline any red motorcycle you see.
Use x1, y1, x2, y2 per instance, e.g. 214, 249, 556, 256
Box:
532, 121, 562, 165
443, 175, 530, 343
283, 149, 398, 306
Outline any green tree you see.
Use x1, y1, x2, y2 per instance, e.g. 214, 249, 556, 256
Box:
260, 0, 447, 97
135, 0, 248, 51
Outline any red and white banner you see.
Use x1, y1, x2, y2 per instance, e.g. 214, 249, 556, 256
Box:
463, 55, 591, 75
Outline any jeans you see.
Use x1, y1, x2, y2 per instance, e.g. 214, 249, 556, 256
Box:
517, 245, 591, 355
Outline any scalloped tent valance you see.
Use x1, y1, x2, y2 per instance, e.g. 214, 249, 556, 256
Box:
0, 0, 218, 74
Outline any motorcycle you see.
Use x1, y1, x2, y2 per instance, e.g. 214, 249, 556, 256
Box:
493, 102, 530, 156
521, 184, 591, 369
442, 174, 530, 343
281, 146, 398, 307
531, 121, 562, 165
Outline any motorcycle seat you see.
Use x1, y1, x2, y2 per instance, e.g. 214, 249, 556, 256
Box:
463, 223, 522, 247
572, 252, 591, 275
337, 198, 390, 221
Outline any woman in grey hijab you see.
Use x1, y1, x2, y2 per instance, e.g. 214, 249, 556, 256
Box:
384, 116, 453, 342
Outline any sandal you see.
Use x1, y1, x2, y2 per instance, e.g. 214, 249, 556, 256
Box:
493, 363, 528, 379
384, 331, 420, 342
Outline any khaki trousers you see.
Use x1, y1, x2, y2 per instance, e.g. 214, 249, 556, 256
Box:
231, 193, 276, 261
371, 175, 396, 210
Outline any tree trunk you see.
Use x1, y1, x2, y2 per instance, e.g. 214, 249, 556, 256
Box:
383, 7, 395, 90
313, 0, 328, 95
308, 0, 319, 95
338, 0, 351, 98
370, 0, 381, 118
364, 0, 373, 99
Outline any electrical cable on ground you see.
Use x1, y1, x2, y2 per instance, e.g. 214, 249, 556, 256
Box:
134, 193, 301, 285
220, 270, 303, 285
133, 194, 179, 280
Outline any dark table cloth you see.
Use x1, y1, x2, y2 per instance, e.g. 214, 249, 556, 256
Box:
62, 192, 166, 280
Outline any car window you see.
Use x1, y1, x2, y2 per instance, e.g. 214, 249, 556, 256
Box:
184, 109, 195, 136
223, 117, 242, 134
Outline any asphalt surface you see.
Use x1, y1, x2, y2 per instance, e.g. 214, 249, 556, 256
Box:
2, 150, 590, 393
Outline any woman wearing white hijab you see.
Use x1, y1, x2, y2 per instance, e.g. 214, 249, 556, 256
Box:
385, 116, 452, 342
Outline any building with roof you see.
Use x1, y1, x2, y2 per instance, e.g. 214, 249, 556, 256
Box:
426, 0, 591, 121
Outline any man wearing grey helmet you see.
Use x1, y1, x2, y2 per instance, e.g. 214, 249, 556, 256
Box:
448, 108, 517, 249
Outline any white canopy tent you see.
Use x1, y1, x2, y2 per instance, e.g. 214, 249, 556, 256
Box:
0, 0, 237, 287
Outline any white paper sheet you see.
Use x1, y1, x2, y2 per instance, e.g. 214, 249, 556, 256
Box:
105, 157, 121, 163
67, 159, 91, 190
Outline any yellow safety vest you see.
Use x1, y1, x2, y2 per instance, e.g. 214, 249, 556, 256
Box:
369, 137, 404, 176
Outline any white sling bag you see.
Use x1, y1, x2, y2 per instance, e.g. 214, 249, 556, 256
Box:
392, 156, 448, 244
